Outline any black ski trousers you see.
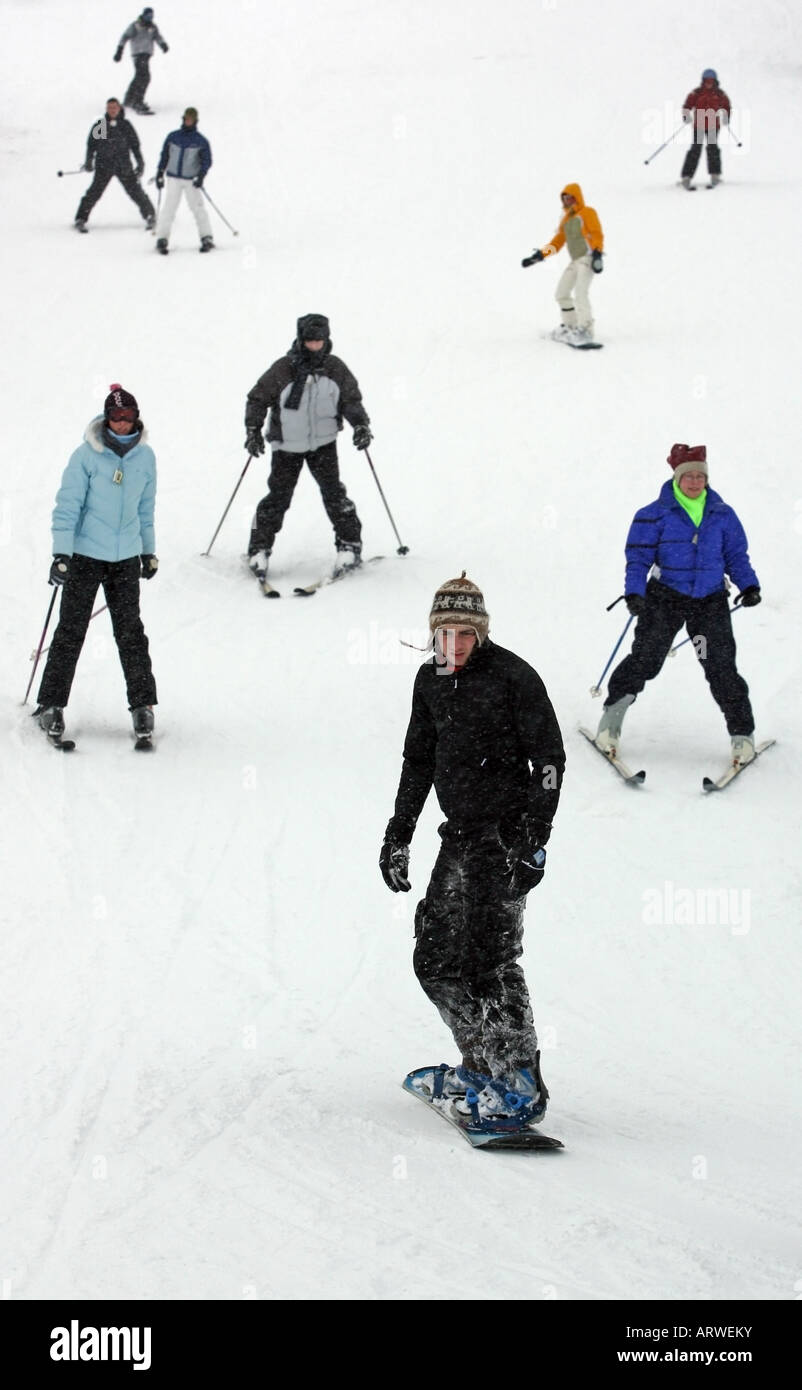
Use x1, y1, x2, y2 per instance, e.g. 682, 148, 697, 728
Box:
76, 166, 154, 222
249, 442, 361, 555
124, 54, 151, 108
681, 133, 722, 180
413, 824, 540, 1078
606, 580, 753, 733
37, 555, 157, 710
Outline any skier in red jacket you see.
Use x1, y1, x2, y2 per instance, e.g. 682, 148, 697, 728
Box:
680, 69, 731, 190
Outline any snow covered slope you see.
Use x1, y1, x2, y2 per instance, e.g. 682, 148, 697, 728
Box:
1, 0, 800, 1301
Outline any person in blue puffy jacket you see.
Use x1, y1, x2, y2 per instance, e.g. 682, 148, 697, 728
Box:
594, 443, 762, 767
153, 107, 213, 254
34, 385, 159, 745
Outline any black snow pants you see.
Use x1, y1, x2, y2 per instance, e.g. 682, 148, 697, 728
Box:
124, 54, 152, 108
681, 132, 722, 180
413, 824, 540, 1078
76, 165, 154, 222
37, 555, 157, 710
249, 442, 362, 555
606, 580, 753, 733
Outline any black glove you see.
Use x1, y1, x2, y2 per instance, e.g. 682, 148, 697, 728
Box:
135, 163, 144, 179
245, 427, 265, 457
162, 43, 169, 53
591, 249, 604, 274
522, 250, 544, 268
625, 593, 646, 616
352, 424, 373, 451
155, 172, 164, 190
503, 826, 547, 896
114, 48, 123, 62
738, 586, 761, 608
83, 160, 93, 172
379, 841, 411, 893
192, 175, 204, 188
141, 554, 159, 580
49, 555, 71, 586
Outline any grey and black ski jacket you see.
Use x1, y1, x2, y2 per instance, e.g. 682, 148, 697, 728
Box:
245, 349, 371, 453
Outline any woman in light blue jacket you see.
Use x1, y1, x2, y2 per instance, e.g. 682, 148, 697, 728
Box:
35, 384, 159, 746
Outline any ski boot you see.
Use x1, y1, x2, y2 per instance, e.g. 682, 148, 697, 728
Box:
155, 238, 168, 255
730, 734, 755, 767
36, 706, 65, 739
247, 550, 270, 581
333, 541, 362, 576
144, 213, 156, 231
594, 693, 635, 755
199, 235, 214, 253
74, 219, 88, 234
131, 706, 154, 747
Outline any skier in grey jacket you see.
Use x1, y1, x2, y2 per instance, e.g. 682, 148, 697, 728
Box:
244, 314, 373, 578
114, 7, 169, 115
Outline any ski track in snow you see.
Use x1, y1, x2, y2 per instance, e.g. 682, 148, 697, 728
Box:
1, 0, 801, 1302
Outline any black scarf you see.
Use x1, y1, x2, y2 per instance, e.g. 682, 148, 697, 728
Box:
284, 342, 328, 411
104, 426, 142, 458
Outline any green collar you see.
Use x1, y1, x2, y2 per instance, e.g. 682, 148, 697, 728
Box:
673, 479, 707, 526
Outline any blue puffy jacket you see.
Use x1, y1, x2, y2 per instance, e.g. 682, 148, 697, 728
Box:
624, 481, 759, 599
51, 418, 156, 561
157, 125, 212, 182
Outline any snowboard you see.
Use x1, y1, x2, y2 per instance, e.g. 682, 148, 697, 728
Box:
402, 1065, 564, 1152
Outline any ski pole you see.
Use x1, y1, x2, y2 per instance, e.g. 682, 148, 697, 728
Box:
643, 124, 685, 165
23, 588, 59, 704
668, 601, 743, 656
30, 604, 108, 661
363, 448, 409, 555
200, 187, 239, 236
56, 168, 86, 177
590, 615, 634, 696
202, 455, 255, 556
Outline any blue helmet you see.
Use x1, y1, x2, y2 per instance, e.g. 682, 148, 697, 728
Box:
702, 68, 718, 81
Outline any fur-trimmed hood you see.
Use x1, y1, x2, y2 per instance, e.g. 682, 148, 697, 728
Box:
85, 415, 149, 451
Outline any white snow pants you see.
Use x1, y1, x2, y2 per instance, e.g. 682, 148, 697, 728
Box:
155, 177, 213, 242
555, 254, 594, 335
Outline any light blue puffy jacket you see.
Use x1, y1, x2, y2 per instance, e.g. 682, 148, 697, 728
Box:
51, 417, 156, 561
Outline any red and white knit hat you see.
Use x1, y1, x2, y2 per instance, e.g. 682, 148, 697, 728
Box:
667, 442, 708, 482
429, 572, 490, 644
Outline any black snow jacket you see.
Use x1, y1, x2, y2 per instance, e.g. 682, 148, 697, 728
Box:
245, 346, 370, 448
84, 111, 143, 173
386, 640, 565, 845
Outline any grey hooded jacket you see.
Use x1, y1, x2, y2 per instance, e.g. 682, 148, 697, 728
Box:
119, 19, 168, 56
245, 350, 370, 454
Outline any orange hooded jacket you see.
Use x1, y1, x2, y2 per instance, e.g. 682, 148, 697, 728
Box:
541, 183, 604, 260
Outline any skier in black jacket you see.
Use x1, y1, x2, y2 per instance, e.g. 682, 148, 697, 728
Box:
243, 313, 372, 580
74, 98, 155, 232
380, 573, 565, 1124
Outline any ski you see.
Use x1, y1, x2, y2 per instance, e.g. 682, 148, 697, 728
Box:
134, 736, 155, 752
294, 555, 384, 597
702, 739, 775, 793
47, 735, 76, 752
402, 1066, 564, 1152
578, 726, 645, 784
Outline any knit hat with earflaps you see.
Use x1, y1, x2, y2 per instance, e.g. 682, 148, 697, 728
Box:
667, 442, 708, 482
429, 572, 490, 644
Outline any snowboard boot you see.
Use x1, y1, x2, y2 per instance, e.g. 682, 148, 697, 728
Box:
131, 706, 155, 739
551, 325, 572, 343
568, 326, 593, 347
155, 238, 168, 255
594, 693, 635, 755
730, 734, 755, 767
247, 549, 270, 580
74, 219, 88, 233
144, 213, 156, 231
36, 706, 65, 738
334, 540, 362, 574
199, 235, 214, 253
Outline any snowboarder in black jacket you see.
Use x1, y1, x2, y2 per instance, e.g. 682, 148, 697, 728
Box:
244, 313, 373, 579
74, 98, 155, 232
380, 573, 565, 1125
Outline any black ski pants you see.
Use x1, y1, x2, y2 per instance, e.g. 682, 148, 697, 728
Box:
413, 824, 540, 1078
124, 54, 152, 108
606, 580, 753, 734
681, 133, 722, 180
37, 555, 157, 710
76, 165, 154, 222
249, 442, 362, 555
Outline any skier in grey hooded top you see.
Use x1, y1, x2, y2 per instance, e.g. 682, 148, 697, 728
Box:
114, 7, 169, 115
244, 314, 373, 578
